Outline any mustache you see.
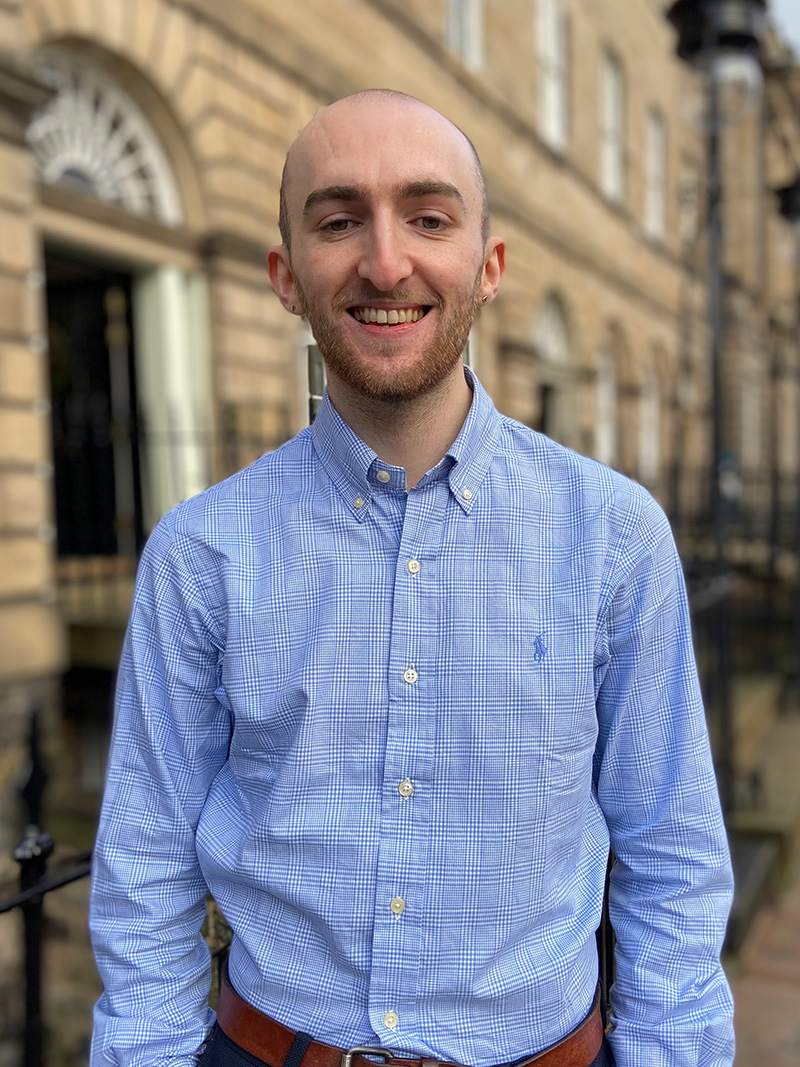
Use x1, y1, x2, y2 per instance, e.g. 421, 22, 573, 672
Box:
333, 288, 443, 310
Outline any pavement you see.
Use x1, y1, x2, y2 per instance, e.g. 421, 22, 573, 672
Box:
728, 863, 800, 1065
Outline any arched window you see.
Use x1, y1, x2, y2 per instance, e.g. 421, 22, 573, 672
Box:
639, 368, 660, 486
27, 49, 184, 225
531, 294, 573, 443
595, 349, 617, 467
534, 293, 571, 364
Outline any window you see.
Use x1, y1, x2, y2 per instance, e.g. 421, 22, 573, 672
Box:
534, 294, 571, 364
595, 349, 617, 467
644, 108, 667, 240
308, 343, 326, 424
679, 157, 700, 246
446, 0, 484, 71
639, 369, 660, 485
537, 0, 569, 151
532, 294, 573, 443
29, 49, 183, 225
600, 50, 625, 204
740, 377, 762, 473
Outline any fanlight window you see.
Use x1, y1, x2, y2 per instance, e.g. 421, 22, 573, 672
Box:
27, 50, 183, 226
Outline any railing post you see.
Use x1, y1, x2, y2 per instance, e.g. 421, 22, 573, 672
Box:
13, 712, 54, 1067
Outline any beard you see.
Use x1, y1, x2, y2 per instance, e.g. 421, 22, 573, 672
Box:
294, 270, 482, 403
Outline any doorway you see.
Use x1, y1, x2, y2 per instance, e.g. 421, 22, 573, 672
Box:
46, 249, 144, 564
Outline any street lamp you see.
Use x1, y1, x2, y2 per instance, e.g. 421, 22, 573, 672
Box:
666, 0, 767, 814
668, 0, 766, 553
668, 0, 766, 62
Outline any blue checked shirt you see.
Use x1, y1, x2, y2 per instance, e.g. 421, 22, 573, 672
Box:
90, 372, 734, 1067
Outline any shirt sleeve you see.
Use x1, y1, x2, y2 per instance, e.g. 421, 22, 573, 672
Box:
89, 511, 231, 1067
593, 493, 735, 1067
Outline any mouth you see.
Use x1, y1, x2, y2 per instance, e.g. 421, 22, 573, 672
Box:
347, 305, 432, 326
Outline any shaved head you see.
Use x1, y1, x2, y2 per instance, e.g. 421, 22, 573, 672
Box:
278, 89, 490, 252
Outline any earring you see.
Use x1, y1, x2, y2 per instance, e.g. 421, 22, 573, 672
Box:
481, 295, 488, 303
291, 304, 296, 312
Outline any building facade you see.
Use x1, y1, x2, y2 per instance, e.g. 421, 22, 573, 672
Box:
0, 3, 799, 1043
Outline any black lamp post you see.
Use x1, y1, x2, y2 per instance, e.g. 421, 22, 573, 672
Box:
776, 174, 800, 702
668, 0, 766, 553
667, 0, 767, 814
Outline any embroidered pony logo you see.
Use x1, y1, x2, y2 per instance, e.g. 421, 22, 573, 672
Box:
533, 634, 547, 664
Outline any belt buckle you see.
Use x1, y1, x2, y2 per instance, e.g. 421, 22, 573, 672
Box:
341, 1047, 398, 1067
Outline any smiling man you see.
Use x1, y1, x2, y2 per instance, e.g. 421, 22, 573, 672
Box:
90, 92, 734, 1067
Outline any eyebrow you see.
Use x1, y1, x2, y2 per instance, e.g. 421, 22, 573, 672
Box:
302, 180, 467, 218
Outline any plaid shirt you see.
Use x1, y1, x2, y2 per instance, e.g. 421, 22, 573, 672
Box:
90, 371, 734, 1067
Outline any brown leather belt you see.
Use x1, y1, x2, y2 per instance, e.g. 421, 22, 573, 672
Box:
216, 968, 604, 1067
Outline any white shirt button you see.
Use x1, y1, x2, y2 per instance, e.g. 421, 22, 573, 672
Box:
398, 779, 414, 797
461, 487, 473, 501
354, 497, 364, 509
407, 559, 421, 574
376, 470, 391, 483
390, 896, 406, 915
403, 667, 418, 684
383, 1010, 399, 1030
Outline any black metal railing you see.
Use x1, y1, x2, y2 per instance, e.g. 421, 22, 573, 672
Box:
0, 714, 92, 1067
0, 711, 234, 1067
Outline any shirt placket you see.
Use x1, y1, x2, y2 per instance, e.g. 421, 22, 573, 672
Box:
367, 476, 449, 1047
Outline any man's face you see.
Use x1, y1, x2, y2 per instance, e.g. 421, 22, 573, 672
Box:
269, 96, 502, 403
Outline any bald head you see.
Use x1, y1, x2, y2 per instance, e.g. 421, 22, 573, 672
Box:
278, 89, 490, 252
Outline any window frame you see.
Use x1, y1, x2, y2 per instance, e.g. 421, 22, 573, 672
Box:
445, 0, 485, 72
644, 107, 667, 241
537, 0, 570, 152
600, 49, 626, 205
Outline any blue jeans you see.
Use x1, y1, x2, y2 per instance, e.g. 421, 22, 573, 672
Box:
197, 1024, 616, 1067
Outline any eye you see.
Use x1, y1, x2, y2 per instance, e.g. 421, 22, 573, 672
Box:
324, 219, 356, 234
416, 216, 445, 231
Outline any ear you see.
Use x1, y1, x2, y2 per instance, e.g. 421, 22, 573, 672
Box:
268, 245, 302, 314
479, 237, 505, 304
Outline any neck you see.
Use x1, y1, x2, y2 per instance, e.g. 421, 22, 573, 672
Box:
326, 363, 473, 488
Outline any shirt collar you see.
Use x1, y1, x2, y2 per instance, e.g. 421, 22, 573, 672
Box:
310, 367, 501, 520
444, 367, 501, 513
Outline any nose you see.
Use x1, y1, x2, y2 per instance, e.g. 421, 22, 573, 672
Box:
357, 217, 413, 292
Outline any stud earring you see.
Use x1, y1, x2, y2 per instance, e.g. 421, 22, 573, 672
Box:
481, 295, 488, 303
291, 304, 296, 312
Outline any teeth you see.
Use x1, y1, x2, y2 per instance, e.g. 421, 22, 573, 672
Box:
352, 307, 425, 324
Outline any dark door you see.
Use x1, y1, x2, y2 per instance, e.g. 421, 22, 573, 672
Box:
45, 251, 144, 559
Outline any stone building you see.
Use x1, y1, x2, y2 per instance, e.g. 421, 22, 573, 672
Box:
0, 0, 799, 971
1, 0, 800, 1060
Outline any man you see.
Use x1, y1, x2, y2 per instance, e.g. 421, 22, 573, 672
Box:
90, 91, 734, 1067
